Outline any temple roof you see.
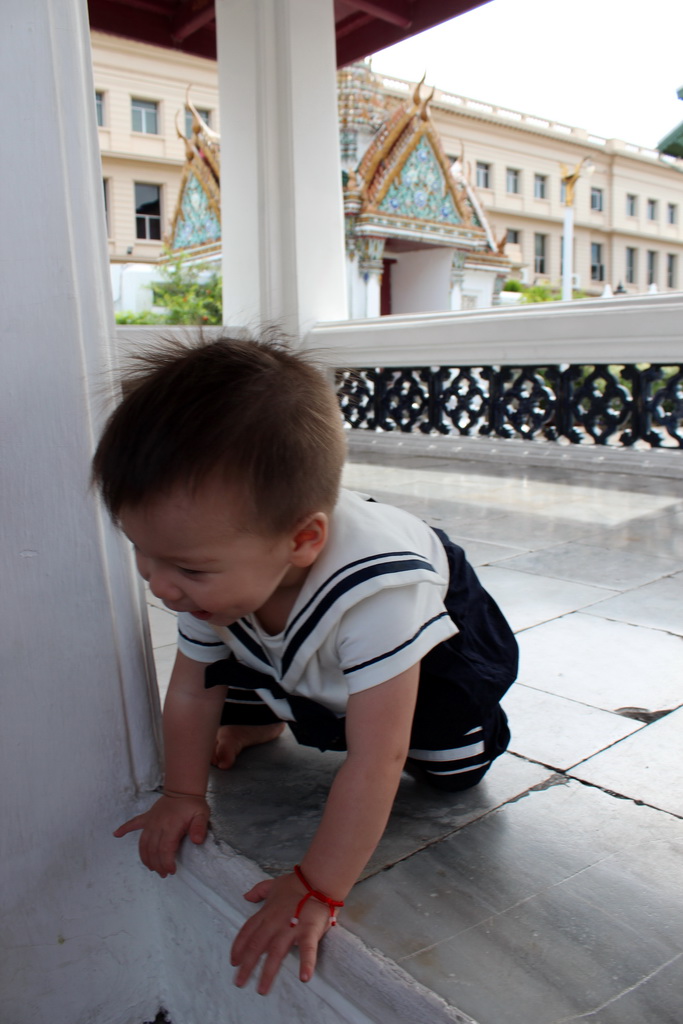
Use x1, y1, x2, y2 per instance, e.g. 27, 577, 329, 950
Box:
346, 75, 506, 261
167, 71, 508, 274
167, 99, 221, 256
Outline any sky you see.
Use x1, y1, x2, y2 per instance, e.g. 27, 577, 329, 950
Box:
369, 0, 683, 151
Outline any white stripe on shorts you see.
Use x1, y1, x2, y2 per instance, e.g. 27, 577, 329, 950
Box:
426, 759, 491, 776
407, 739, 485, 762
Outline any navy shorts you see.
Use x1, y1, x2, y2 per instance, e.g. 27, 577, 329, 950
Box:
207, 530, 518, 792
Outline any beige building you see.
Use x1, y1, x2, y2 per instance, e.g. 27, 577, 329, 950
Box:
384, 75, 683, 296
94, 31, 218, 265
93, 31, 683, 298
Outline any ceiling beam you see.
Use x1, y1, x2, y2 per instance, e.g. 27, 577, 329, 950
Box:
344, 0, 413, 28
171, 0, 215, 43
335, 12, 374, 41
103, 0, 171, 16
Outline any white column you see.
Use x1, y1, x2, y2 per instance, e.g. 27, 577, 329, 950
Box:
0, 3, 162, 1020
215, 0, 348, 334
356, 237, 385, 319
562, 205, 574, 301
449, 251, 466, 311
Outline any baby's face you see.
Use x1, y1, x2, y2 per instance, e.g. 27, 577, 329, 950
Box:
119, 481, 300, 627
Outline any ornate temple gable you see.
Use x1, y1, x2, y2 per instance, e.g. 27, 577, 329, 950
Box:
168, 97, 221, 255
351, 79, 489, 248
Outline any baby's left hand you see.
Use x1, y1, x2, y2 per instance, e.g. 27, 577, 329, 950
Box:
231, 872, 334, 995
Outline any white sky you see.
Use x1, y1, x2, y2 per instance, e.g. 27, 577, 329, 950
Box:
369, 0, 683, 151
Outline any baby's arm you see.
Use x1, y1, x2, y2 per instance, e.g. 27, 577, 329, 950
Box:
114, 649, 227, 876
230, 662, 420, 994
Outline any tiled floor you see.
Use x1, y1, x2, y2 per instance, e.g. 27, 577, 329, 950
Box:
149, 438, 683, 1024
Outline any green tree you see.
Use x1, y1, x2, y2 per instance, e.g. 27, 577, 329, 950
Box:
115, 249, 222, 325
151, 250, 222, 324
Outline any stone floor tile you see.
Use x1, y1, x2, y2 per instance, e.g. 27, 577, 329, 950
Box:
518, 612, 683, 712
476, 566, 617, 633
452, 510, 600, 550
502, 683, 643, 770
345, 487, 511, 531
584, 571, 683, 635
147, 603, 178, 647
569, 707, 683, 816
206, 732, 550, 880
498, 540, 681, 591
446, 536, 525, 568
345, 782, 683, 1024
579, 508, 683, 561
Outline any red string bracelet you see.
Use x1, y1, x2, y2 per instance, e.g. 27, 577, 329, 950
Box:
290, 864, 344, 928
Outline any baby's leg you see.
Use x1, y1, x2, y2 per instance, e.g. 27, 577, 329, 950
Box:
211, 684, 285, 769
212, 722, 285, 770
406, 704, 510, 792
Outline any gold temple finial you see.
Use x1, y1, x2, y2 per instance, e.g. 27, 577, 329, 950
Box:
184, 85, 221, 142
412, 73, 427, 107
419, 86, 435, 121
175, 110, 194, 159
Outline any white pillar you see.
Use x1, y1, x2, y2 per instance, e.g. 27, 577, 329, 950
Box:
354, 236, 385, 318
0, 3, 162, 1020
562, 204, 574, 301
215, 0, 348, 335
449, 251, 466, 311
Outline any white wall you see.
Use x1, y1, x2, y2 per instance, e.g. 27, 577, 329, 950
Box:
110, 263, 158, 313
390, 248, 452, 314
1, 3, 164, 1021
462, 267, 496, 309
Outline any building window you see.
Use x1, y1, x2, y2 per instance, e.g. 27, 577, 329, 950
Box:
185, 107, 211, 138
534, 233, 546, 274
647, 250, 657, 285
626, 193, 637, 217
591, 242, 604, 282
534, 174, 547, 199
667, 254, 677, 289
590, 187, 604, 212
135, 183, 162, 240
625, 247, 636, 285
647, 199, 657, 221
506, 228, 520, 245
132, 98, 159, 134
476, 162, 491, 189
95, 91, 104, 127
506, 168, 520, 194
668, 203, 677, 225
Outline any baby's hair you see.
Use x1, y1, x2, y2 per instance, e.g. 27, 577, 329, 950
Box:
92, 333, 346, 535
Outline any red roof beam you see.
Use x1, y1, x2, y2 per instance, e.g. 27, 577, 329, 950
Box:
344, 0, 413, 28
102, 0, 171, 16
172, 2, 215, 43
335, 12, 374, 40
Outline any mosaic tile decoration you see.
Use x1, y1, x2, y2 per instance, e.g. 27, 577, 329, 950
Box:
379, 137, 461, 224
172, 172, 221, 249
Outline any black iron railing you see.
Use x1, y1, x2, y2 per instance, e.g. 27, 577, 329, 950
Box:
337, 364, 683, 447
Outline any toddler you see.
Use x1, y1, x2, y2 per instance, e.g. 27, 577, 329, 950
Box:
92, 337, 518, 995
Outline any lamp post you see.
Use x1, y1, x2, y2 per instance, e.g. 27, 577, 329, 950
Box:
560, 157, 593, 301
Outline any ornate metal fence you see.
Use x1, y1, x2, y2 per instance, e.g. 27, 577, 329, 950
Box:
337, 364, 683, 447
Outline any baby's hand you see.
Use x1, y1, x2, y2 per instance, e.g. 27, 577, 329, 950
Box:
113, 792, 210, 877
231, 873, 335, 995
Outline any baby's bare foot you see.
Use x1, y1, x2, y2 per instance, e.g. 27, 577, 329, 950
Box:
211, 723, 285, 770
